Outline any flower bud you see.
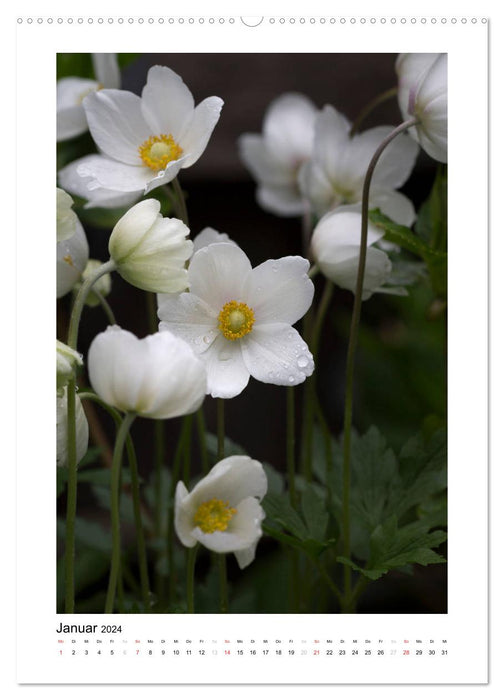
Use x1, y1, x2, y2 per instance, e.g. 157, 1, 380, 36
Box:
56, 388, 89, 468
57, 340, 83, 396
108, 199, 193, 293
57, 218, 89, 298
88, 326, 207, 419
396, 53, 447, 163
57, 187, 78, 242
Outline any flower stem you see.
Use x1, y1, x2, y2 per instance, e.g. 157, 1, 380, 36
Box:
79, 393, 151, 609
172, 177, 189, 226
182, 414, 194, 485
340, 117, 419, 608
311, 279, 334, 361
67, 259, 116, 351
218, 554, 229, 613
94, 290, 116, 325
105, 411, 137, 614
286, 387, 296, 507
349, 86, 398, 137
187, 544, 199, 613
64, 376, 77, 613
196, 407, 210, 474
217, 398, 225, 461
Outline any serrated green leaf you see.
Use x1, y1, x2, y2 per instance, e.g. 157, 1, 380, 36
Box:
263, 525, 333, 558
262, 493, 308, 540
301, 485, 328, 541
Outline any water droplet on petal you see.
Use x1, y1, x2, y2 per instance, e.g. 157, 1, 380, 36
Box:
288, 375, 295, 383
203, 335, 211, 344
297, 355, 309, 368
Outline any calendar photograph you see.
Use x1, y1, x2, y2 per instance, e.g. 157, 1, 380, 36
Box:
56, 51, 448, 617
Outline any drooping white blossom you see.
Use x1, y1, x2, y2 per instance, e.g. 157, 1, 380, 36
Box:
58, 65, 224, 206
57, 387, 89, 468
57, 54, 121, 142
57, 190, 89, 298
396, 53, 447, 163
299, 105, 419, 225
158, 242, 315, 399
87, 326, 207, 419
57, 341, 83, 396
239, 93, 318, 216
311, 207, 396, 300
57, 188, 78, 242
175, 455, 267, 569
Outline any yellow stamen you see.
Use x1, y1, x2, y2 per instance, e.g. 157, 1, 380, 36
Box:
218, 300, 255, 341
194, 498, 237, 534
63, 254, 74, 267
77, 83, 103, 104
138, 134, 183, 171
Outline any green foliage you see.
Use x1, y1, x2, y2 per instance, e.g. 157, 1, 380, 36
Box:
369, 208, 447, 298
56, 53, 140, 80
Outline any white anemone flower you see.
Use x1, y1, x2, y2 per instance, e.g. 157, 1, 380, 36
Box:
56, 188, 78, 242
57, 201, 89, 298
158, 243, 315, 399
193, 226, 235, 255
238, 93, 318, 216
396, 53, 447, 163
175, 455, 267, 569
57, 387, 89, 468
299, 105, 419, 226
108, 199, 193, 294
58, 65, 224, 205
88, 326, 207, 419
57, 340, 83, 397
57, 54, 121, 142
311, 207, 397, 300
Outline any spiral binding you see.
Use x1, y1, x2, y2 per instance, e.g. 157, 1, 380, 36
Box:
16, 16, 488, 25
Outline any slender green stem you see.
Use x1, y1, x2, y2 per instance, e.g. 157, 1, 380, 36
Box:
117, 558, 125, 613
187, 544, 199, 613
308, 264, 319, 279
301, 204, 312, 259
349, 86, 398, 137
64, 377, 77, 613
105, 411, 137, 614
217, 399, 225, 461
94, 290, 116, 325
172, 177, 189, 226
315, 398, 334, 510
79, 392, 151, 608
67, 259, 116, 350
313, 557, 343, 605
341, 117, 419, 606
286, 387, 297, 507
196, 407, 210, 474
218, 554, 229, 613
167, 415, 194, 604
182, 414, 194, 485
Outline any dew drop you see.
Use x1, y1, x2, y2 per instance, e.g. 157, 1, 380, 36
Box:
203, 335, 211, 344
297, 355, 309, 368
288, 375, 295, 383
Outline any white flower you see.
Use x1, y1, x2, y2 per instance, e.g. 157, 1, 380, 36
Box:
396, 53, 447, 163
57, 188, 78, 242
311, 207, 393, 300
108, 199, 193, 293
77, 259, 112, 307
58, 65, 223, 204
88, 326, 207, 419
58, 159, 140, 210
238, 93, 318, 216
57, 207, 89, 298
158, 242, 315, 399
299, 105, 419, 226
57, 387, 89, 468
57, 54, 121, 142
57, 340, 83, 396
193, 226, 235, 255
175, 455, 267, 569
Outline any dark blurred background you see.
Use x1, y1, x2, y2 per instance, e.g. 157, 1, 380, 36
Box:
57, 53, 446, 614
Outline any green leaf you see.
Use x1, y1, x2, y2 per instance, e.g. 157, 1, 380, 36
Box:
205, 433, 248, 461
263, 462, 285, 494
263, 525, 333, 558
77, 467, 136, 486
415, 166, 447, 252
262, 493, 308, 540
78, 446, 103, 467
301, 485, 328, 541
57, 516, 111, 553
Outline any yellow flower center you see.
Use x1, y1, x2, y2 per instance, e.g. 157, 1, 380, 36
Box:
138, 134, 183, 171
193, 498, 237, 534
218, 300, 255, 341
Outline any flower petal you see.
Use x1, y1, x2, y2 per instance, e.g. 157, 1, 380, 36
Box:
188, 456, 267, 507
298, 160, 336, 217
92, 53, 120, 89
241, 324, 314, 386
57, 78, 100, 141
312, 209, 384, 258
263, 92, 318, 163
174, 482, 198, 547
158, 293, 219, 354
58, 157, 140, 208
77, 154, 151, 193
203, 335, 250, 399
57, 219, 89, 298
256, 184, 306, 217
238, 134, 293, 186
84, 89, 151, 164
193, 496, 264, 559
193, 227, 234, 254
370, 189, 416, 227
141, 65, 195, 140
178, 96, 224, 167
311, 105, 352, 181
188, 243, 252, 311
319, 245, 392, 300
243, 256, 314, 325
